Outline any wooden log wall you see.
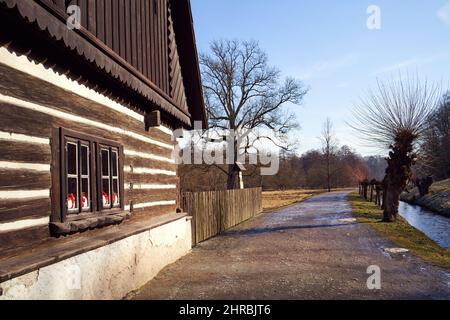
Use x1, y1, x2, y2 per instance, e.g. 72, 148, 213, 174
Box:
0, 56, 178, 253
181, 188, 263, 245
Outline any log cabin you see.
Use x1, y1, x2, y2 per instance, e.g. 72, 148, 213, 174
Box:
0, 0, 206, 299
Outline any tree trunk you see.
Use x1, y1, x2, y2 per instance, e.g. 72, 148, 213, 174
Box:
381, 133, 416, 222
381, 185, 386, 210
382, 180, 400, 222
327, 156, 331, 192
226, 131, 241, 190
227, 164, 240, 189
327, 173, 331, 192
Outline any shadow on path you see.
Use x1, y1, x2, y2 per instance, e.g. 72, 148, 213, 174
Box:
223, 222, 358, 237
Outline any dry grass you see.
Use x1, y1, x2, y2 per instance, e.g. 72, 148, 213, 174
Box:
349, 192, 450, 269
429, 179, 450, 193
262, 189, 325, 211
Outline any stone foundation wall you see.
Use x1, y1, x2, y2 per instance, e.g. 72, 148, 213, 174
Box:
0, 217, 191, 300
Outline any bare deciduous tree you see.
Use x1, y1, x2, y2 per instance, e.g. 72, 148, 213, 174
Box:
319, 118, 338, 192
350, 76, 442, 222
200, 39, 308, 189
419, 92, 450, 180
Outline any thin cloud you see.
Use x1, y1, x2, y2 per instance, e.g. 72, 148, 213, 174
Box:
437, 1, 450, 26
299, 54, 358, 80
372, 53, 448, 76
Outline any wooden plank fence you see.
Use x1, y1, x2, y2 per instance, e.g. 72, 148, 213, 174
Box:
181, 188, 263, 245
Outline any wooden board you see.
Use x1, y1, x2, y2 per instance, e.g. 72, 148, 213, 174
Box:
0, 170, 51, 191
124, 157, 176, 172
0, 225, 50, 256
125, 189, 178, 203
124, 173, 179, 186
0, 198, 51, 223
131, 204, 178, 219
0, 141, 51, 164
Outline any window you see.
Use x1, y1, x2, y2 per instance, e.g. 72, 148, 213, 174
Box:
65, 139, 93, 214
80, 144, 91, 211
100, 146, 121, 210
66, 141, 79, 213
59, 129, 124, 221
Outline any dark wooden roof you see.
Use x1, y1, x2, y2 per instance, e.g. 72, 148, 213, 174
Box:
170, 0, 207, 128
0, 0, 207, 128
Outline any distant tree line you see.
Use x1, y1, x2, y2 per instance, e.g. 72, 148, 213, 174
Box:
179, 145, 386, 192
260, 147, 385, 191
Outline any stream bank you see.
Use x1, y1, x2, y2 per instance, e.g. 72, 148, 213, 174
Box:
400, 179, 450, 218
399, 202, 450, 250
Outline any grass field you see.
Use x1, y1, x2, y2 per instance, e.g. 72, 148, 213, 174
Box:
349, 192, 450, 269
262, 189, 326, 211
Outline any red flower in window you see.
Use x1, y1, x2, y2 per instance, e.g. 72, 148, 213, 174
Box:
102, 192, 110, 206
67, 193, 76, 210
81, 193, 88, 209
112, 192, 118, 206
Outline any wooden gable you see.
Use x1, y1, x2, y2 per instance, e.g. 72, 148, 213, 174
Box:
0, 0, 206, 128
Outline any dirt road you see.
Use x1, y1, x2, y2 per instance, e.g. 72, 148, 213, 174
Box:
132, 192, 450, 300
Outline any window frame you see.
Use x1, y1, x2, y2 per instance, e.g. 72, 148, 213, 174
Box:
97, 144, 122, 211
65, 139, 81, 214
57, 128, 125, 223
79, 142, 92, 212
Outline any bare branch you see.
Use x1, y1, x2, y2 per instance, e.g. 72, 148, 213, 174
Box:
348, 74, 442, 150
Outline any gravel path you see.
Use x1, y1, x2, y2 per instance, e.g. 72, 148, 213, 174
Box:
132, 191, 450, 300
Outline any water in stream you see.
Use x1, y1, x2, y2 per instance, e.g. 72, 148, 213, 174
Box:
399, 202, 450, 250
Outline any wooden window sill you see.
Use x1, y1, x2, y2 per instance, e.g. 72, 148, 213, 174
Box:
50, 211, 131, 237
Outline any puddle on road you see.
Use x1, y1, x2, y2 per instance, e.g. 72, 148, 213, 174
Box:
338, 218, 357, 223
380, 249, 392, 259
383, 248, 409, 254
445, 273, 450, 287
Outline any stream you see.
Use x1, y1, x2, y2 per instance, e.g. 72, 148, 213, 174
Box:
399, 202, 450, 250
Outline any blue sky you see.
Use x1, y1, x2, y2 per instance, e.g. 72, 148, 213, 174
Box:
191, 0, 450, 156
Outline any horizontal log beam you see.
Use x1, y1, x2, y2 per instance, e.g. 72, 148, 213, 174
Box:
0, 198, 51, 223
0, 224, 50, 256
124, 173, 178, 185
0, 141, 51, 164
124, 157, 176, 173
125, 189, 178, 203
0, 169, 51, 190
